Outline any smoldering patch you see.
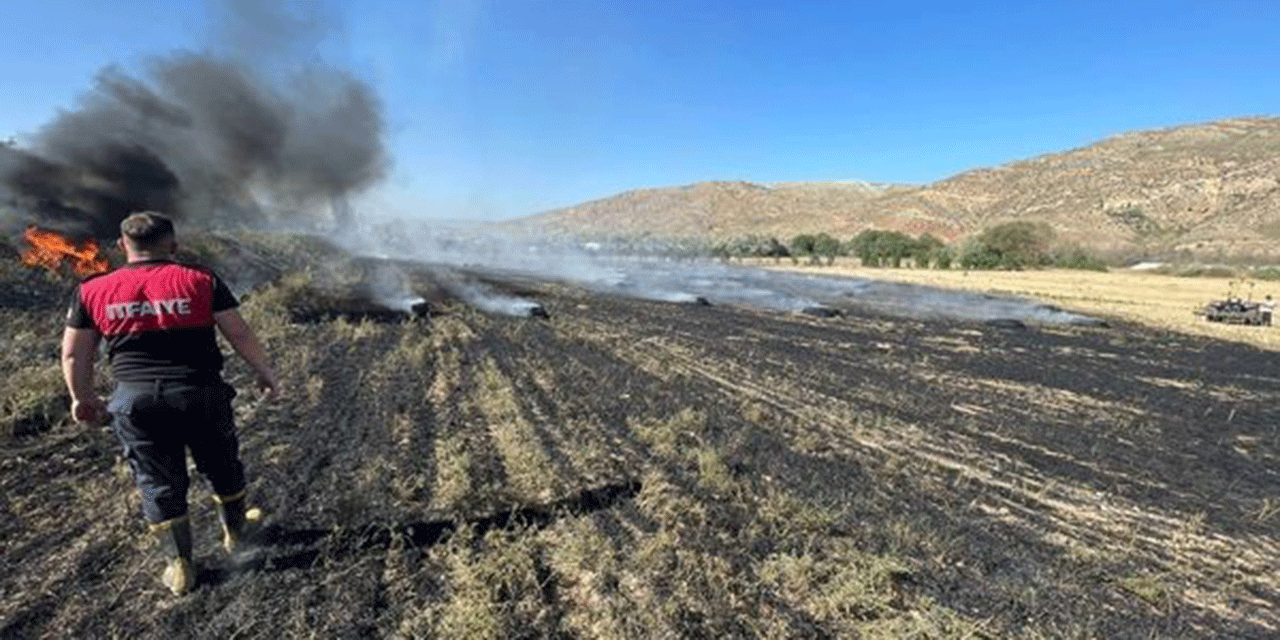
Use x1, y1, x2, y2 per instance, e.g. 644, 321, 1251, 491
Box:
276, 283, 432, 325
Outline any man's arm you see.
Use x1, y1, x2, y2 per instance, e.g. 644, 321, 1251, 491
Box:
61, 327, 106, 424
213, 309, 278, 397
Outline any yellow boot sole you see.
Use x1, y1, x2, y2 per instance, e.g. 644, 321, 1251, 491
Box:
162, 557, 194, 596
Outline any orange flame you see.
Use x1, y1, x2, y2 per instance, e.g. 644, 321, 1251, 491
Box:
20, 227, 111, 277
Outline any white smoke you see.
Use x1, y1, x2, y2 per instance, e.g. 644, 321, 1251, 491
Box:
340, 218, 1105, 325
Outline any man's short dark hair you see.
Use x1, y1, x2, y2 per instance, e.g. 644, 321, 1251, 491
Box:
120, 212, 176, 251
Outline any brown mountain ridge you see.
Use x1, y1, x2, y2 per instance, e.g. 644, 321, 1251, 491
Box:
525, 117, 1280, 258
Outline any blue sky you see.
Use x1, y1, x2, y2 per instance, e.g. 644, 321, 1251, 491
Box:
2, 1, 1278, 220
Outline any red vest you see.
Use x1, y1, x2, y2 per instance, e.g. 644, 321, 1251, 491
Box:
80, 262, 216, 336
71, 260, 233, 383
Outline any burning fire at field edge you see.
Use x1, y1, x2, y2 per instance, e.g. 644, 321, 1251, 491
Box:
19, 227, 111, 278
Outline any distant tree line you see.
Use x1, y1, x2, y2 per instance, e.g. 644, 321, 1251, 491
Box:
702, 221, 1108, 271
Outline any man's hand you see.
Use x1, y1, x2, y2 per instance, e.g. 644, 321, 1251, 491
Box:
254, 372, 279, 401
214, 309, 279, 403
71, 396, 108, 427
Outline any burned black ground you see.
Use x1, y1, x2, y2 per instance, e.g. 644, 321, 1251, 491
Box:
2, 240, 1278, 639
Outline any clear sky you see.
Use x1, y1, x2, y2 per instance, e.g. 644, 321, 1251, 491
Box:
2, 0, 1278, 220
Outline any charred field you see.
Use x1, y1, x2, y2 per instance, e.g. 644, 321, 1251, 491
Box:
1, 234, 1278, 639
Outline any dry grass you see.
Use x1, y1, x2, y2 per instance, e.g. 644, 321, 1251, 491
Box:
5, 235, 1277, 639
778, 261, 1280, 350
1, 364, 68, 438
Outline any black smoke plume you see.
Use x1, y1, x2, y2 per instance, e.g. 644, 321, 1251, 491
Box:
0, 3, 387, 241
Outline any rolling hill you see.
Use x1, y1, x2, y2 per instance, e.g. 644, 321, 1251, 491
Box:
526, 117, 1280, 258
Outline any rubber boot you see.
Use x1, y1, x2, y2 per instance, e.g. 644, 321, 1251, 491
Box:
150, 516, 194, 596
213, 490, 262, 554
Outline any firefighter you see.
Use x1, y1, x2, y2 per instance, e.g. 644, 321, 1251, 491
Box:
61, 212, 279, 596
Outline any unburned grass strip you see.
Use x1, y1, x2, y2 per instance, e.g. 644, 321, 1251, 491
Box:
473, 354, 567, 504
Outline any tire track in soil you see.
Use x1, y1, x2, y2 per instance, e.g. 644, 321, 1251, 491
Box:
571, 301, 935, 423
935, 328, 1280, 525
566, 304, 922, 442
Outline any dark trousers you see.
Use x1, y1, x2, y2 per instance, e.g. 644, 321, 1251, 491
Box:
109, 380, 246, 523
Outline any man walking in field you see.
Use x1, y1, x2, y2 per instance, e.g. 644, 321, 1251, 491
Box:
61, 212, 279, 595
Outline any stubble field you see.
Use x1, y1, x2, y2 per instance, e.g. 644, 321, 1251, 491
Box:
2, 240, 1278, 639
775, 262, 1280, 351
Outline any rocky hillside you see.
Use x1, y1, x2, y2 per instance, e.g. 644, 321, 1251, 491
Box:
526, 117, 1280, 258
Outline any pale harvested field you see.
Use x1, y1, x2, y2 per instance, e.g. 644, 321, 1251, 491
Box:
774, 261, 1280, 351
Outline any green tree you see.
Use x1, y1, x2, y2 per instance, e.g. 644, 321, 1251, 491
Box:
789, 234, 817, 258
712, 235, 793, 262
960, 221, 1055, 270
812, 233, 841, 265
933, 245, 954, 269
848, 230, 879, 266
850, 230, 918, 268
912, 233, 944, 268
738, 235, 790, 261
763, 236, 789, 262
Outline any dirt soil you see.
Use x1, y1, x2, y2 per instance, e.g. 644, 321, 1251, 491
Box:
2, 257, 1278, 638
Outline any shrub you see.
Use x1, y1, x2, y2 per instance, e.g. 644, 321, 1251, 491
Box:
848, 230, 917, 268
1052, 245, 1109, 271
710, 235, 789, 261
913, 233, 945, 269
812, 233, 841, 265
789, 234, 817, 258
933, 246, 954, 270
959, 221, 1055, 270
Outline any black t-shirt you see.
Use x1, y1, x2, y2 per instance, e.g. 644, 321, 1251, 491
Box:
66, 259, 239, 383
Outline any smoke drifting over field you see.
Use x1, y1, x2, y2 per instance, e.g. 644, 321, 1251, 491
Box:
0, 0, 1098, 327
0, 2, 387, 241
351, 225, 1103, 325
